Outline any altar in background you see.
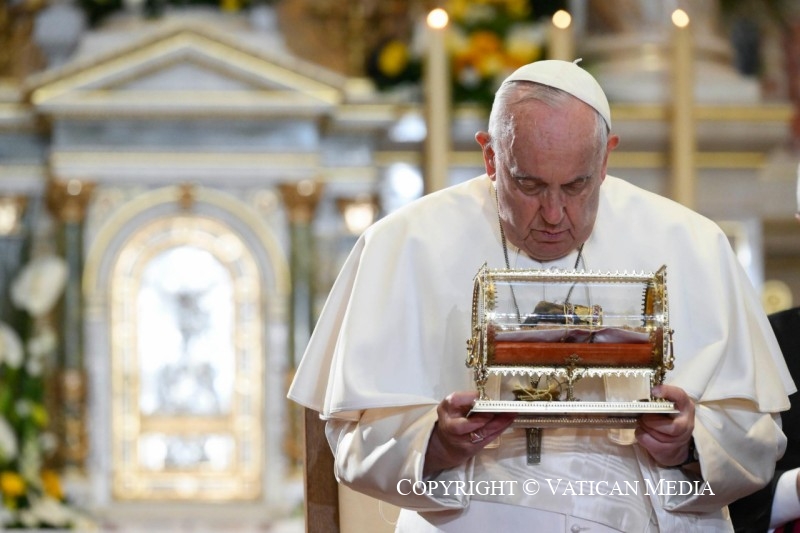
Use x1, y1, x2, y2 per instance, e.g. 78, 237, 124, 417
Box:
0, 0, 799, 531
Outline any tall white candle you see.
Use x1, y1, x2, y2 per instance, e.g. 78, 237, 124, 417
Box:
670, 8, 695, 208
423, 8, 451, 195
548, 9, 574, 61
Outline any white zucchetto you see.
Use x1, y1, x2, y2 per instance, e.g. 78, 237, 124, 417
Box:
500, 59, 612, 130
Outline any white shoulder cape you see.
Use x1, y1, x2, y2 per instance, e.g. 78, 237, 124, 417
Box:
289, 175, 795, 420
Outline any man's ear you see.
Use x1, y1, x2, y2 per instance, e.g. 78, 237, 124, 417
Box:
475, 131, 496, 181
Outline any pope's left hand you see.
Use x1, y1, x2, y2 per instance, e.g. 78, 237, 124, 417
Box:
635, 384, 696, 467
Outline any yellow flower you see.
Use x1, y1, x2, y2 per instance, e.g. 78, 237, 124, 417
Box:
30, 403, 48, 428
505, 0, 530, 19
468, 30, 503, 55
460, 30, 505, 78
446, 25, 469, 54
445, 0, 469, 20
220, 0, 240, 12
476, 52, 506, 77
378, 40, 410, 78
41, 469, 64, 500
0, 471, 26, 498
506, 38, 542, 68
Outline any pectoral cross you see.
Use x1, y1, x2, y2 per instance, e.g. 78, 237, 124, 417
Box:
526, 428, 542, 465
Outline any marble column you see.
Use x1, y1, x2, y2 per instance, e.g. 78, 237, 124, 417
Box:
45, 178, 95, 471
278, 179, 323, 469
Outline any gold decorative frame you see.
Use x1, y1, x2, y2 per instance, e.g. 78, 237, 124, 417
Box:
466, 265, 676, 427
110, 214, 263, 501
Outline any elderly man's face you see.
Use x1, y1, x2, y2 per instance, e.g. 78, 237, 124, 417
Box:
477, 98, 618, 262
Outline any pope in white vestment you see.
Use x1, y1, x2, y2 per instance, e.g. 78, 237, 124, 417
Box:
288, 60, 795, 532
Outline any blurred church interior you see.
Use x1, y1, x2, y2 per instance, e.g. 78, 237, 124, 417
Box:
0, 0, 799, 531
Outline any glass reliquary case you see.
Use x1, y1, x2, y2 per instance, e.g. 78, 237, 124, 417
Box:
466, 264, 677, 427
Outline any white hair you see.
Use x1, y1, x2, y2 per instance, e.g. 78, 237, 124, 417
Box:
487, 81, 608, 159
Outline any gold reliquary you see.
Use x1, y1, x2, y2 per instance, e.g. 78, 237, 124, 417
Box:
466, 264, 677, 428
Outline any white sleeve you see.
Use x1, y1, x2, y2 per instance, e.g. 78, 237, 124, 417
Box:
770, 468, 800, 529
653, 402, 786, 514
325, 405, 473, 512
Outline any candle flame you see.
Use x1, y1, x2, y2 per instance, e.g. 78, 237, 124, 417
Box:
552, 10, 572, 30
427, 8, 449, 30
671, 9, 690, 28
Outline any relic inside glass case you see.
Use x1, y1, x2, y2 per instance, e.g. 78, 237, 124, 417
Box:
466, 264, 677, 428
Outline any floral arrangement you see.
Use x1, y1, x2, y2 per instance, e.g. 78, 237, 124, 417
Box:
0, 256, 91, 529
366, 0, 549, 108
447, 0, 545, 106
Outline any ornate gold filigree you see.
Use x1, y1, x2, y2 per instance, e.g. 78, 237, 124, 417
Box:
468, 263, 676, 429
278, 180, 324, 224
45, 179, 95, 223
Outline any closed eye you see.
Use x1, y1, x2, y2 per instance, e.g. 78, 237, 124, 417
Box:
563, 177, 591, 195
515, 177, 546, 195
515, 176, 592, 196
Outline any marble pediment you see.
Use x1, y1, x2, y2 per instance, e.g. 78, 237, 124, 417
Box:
25, 19, 348, 118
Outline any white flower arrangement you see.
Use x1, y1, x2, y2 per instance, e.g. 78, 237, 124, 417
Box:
0, 417, 17, 462
0, 254, 92, 529
0, 323, 23, 369
10, 255, 69, 318
20, 495, 94, 529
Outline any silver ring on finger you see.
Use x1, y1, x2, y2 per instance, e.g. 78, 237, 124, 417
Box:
469, 431, 485, 444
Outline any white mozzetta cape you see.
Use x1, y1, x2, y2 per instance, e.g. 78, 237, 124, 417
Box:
290, 175, 792, 416
289, 175, 795, 530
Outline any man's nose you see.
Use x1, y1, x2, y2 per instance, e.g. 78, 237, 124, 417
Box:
540, 190, 565, 225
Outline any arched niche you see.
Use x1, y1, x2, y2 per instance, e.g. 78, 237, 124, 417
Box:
82, 184, 292, 513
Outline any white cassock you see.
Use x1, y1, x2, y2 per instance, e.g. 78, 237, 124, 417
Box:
289, 175, 795, 532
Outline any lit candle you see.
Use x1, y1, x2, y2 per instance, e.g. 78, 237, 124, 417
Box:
548, 9, 574, 61
670, 8, 695, 208
423, 8, 451, 194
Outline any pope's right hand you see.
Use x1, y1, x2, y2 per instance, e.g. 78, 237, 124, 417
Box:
422, 391, 516, 478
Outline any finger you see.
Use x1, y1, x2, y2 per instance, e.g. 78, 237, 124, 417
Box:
442, 413, 514, 447
454, 411, 513, 440
635, 426, 685, 453
468, 413, 516, 446
437, 392, 491, 437
651, 385, 694, 414
438, 393, 515, 444
480, 413, 516, 440
639, 411, 687, 432
635, 427, 692, 466
440, 391, 480, 418
635, 427, 670, 455
637, 420, 679, 443
639, 412, 692, 440
473, 412, 516, 438
641, 385, 694, 435
638, 414, 693, 451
